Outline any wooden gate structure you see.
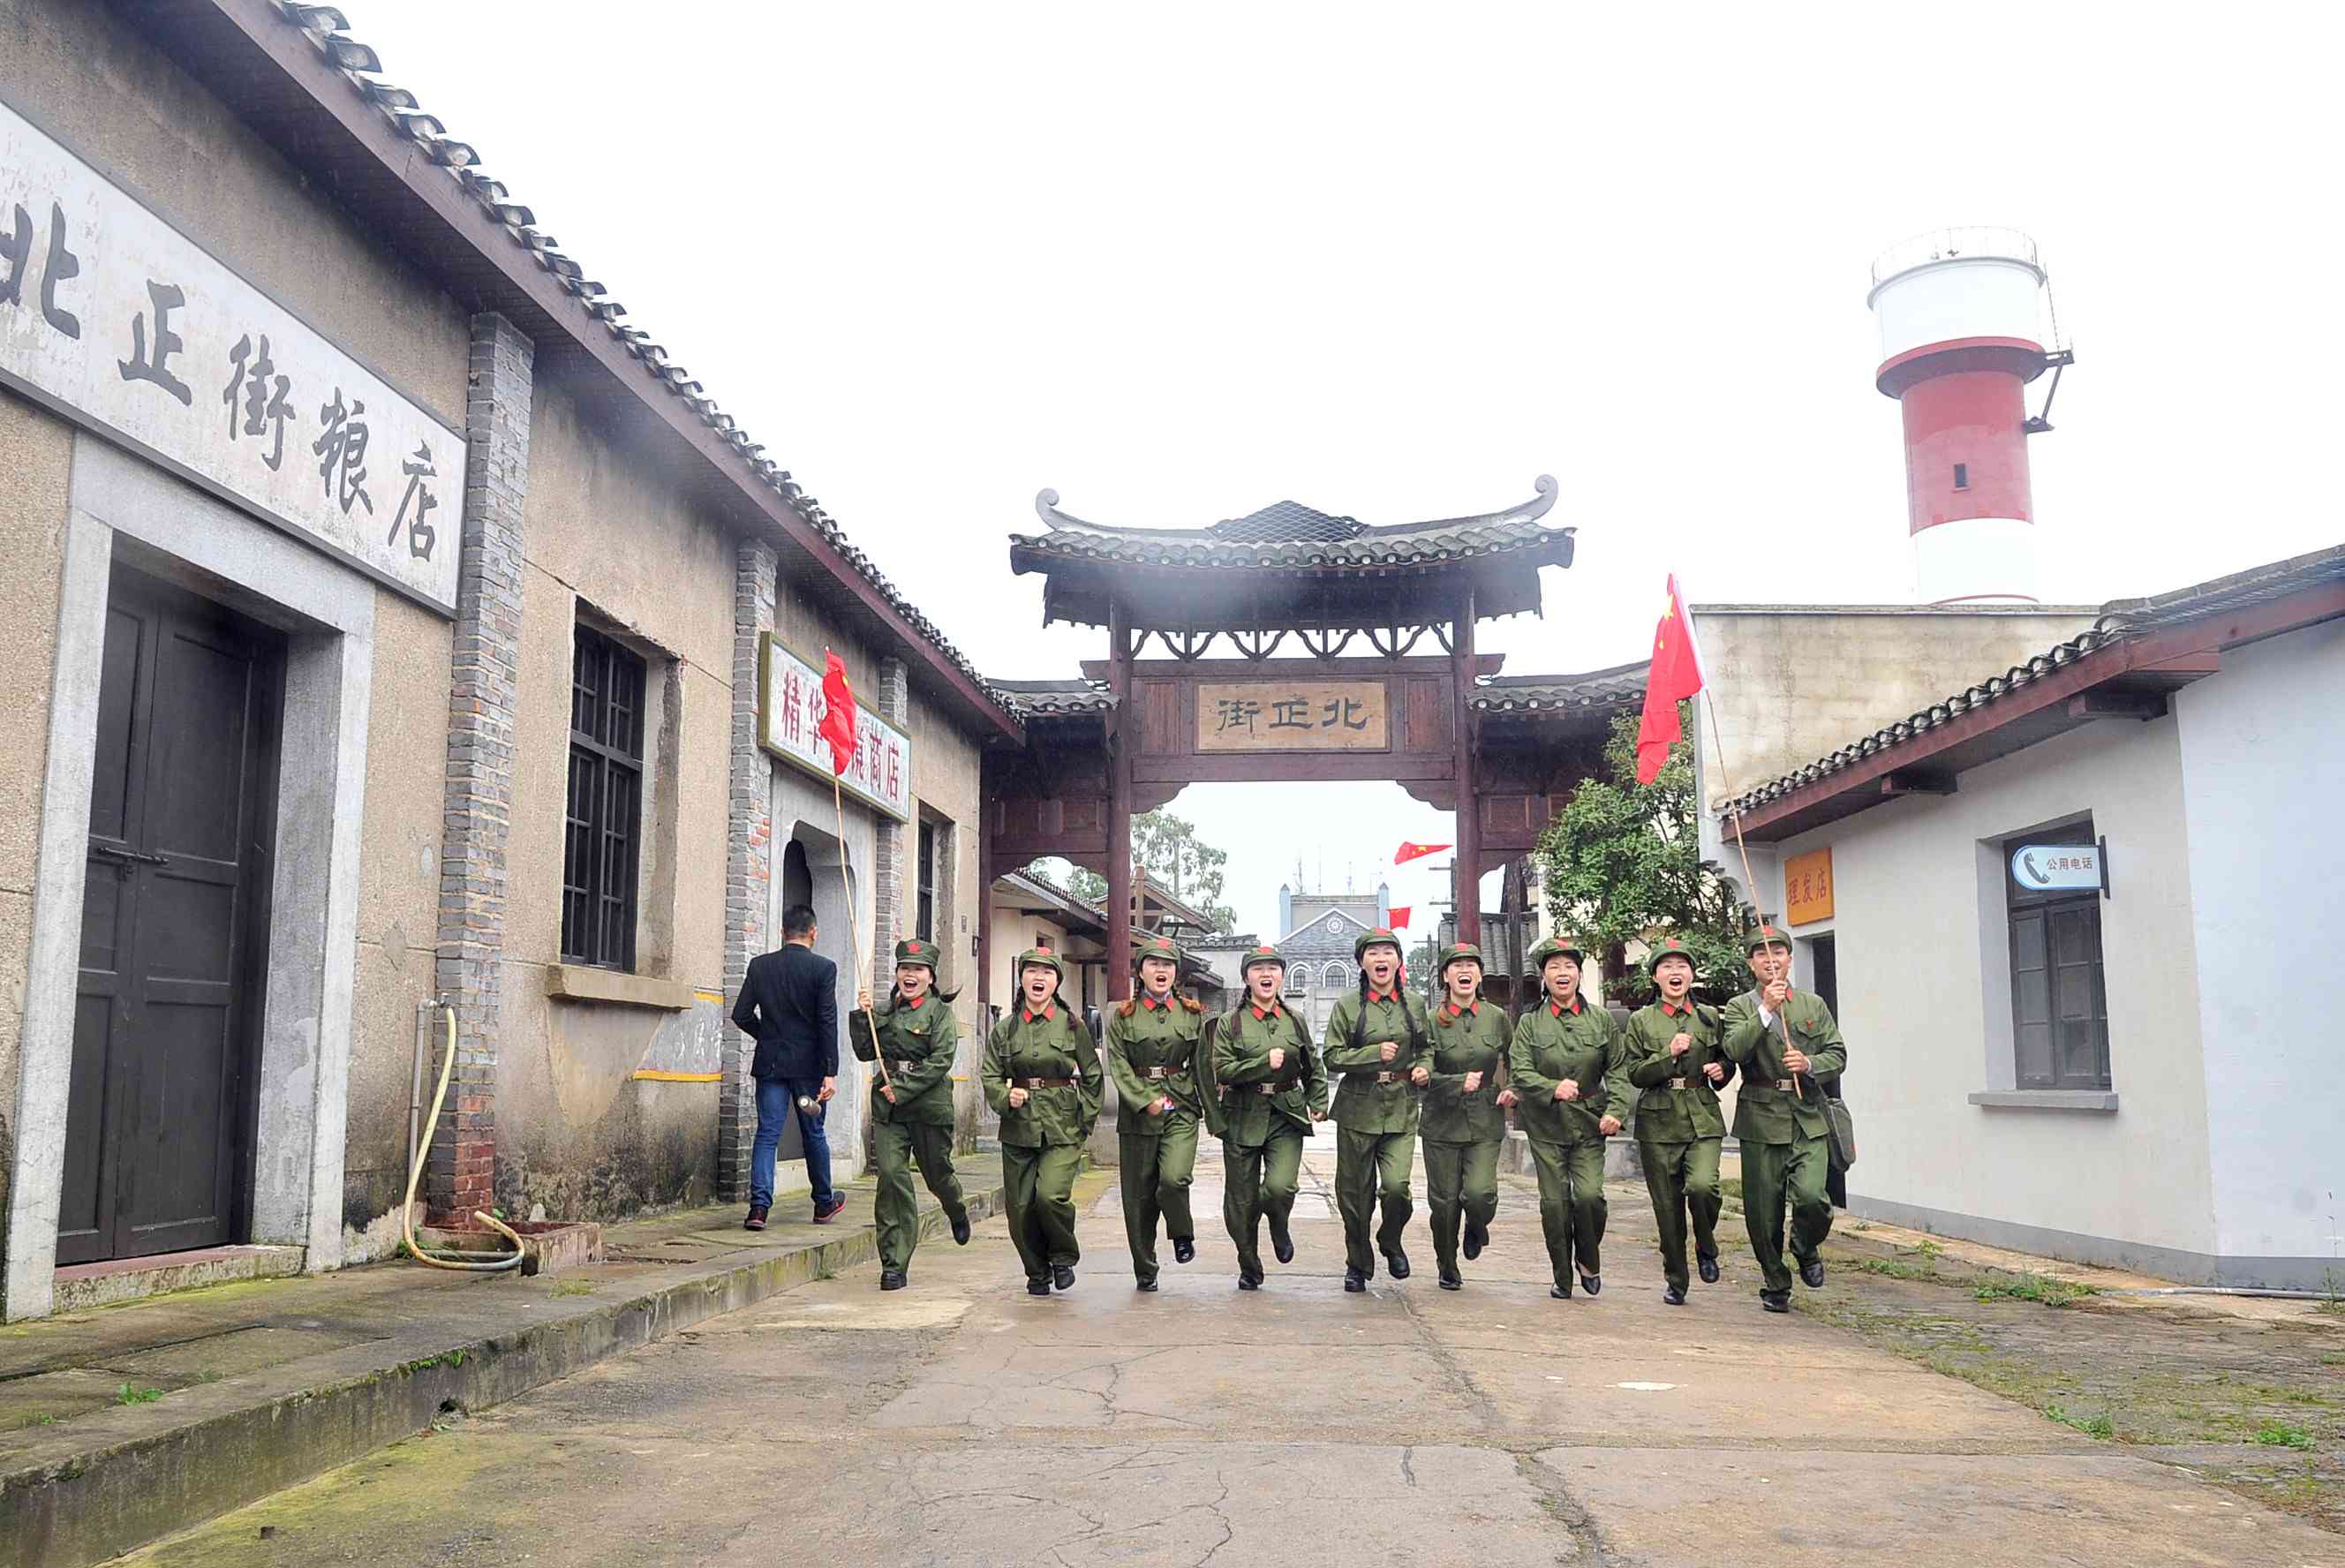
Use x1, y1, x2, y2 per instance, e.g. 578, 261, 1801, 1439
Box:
978, 478, 1647, 1008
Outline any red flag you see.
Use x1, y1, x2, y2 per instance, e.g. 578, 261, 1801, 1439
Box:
1386, 906, 1413, 930
818, 651, 857, 777
1392, 841, 1451, 866
1635, 574, 1705, 785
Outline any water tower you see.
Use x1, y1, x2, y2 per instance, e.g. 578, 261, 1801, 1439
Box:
1868, 228, 2071, 604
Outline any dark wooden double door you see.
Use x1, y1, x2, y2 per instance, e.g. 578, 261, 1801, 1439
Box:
61, 566, 282, 1265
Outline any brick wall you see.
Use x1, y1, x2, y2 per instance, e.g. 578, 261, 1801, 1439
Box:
717, 539, 778, 1200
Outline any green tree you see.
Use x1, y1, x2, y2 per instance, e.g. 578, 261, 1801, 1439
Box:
1024, 810, 1239, 933
1536, 705, 1747, 1006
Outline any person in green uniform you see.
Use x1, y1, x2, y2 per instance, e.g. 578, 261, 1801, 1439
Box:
1620, 936, 1734, 1305
1509, 937, 1629, 1300
848, 937, 972, 1292
981, 948, 1104, 1297
1323, 926, 1432, 1293
1421, 944, 1515, 1292
1722, 924, 1848, 1314
1210, 943, 1329, 1290
1105, 933, 1210, 1291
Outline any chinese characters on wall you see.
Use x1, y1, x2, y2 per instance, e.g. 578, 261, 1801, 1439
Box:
1194, 681, 1390, 753
1783, 847, 1834, 926
1, 99, 462, 613
758, 634, 914, 821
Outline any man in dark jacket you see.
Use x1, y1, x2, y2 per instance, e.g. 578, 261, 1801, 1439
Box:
732, 903, 848, 1231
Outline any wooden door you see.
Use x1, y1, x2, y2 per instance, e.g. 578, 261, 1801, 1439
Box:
60, 566, 282, 1264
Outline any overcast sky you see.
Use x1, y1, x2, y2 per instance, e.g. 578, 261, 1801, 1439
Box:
353, 3, 2341, 939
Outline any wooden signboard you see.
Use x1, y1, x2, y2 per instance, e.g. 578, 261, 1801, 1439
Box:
1195, 680, 1389, 752
1784, 846, 1835, 925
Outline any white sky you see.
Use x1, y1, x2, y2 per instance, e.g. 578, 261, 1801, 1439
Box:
352, 3, 2341, 939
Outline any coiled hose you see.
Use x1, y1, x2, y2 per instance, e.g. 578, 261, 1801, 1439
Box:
401, 1000, 526, 1272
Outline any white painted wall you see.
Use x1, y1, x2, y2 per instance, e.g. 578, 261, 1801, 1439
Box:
2175, 620, 2345, 1281
768, 763, 878, 1178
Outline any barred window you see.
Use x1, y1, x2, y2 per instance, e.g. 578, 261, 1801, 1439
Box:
563, 625, 645, 969
2003, 819, 2109, 1090
916, 820, 938, 945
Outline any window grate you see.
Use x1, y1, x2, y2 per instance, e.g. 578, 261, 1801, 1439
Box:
562, 625, 645, 969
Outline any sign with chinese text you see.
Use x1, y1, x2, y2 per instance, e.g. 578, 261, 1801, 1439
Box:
1783, 847, 1834, 925
1, 98, 462, 613
2009, 843, 2103, 893
758, 634, 912, 821
1195, 680, 1388, 752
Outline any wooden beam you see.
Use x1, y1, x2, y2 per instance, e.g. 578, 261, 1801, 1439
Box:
1105, 596, 1135, 1007
1080, 654, 1504, 681
2066, 690, 2168, 721
1129, 752, 1456, 786
1452, 590, 1482, 949
1880, 770, 1958, 797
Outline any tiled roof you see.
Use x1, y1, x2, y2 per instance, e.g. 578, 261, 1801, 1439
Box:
991, 679, 1117, 717
1013, 477, 1565, 572
1723, 544, 2345, 816
269, 5, 1018, 724
1472, 661, 1648, 715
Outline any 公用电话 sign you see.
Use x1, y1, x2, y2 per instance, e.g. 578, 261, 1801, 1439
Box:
2009, 844, 2103, 893
757, 635, 912, 821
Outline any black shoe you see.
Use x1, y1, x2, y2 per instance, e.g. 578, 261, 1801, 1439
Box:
1580, 1272, 1602, 1297
1344, 1269, 1368, 1293
950, 1210, 971, 1247
1463, 1222, 1486, 1262
1698, 1255, 1721, 1285
1271, 1229, 1295, 1265
1761, 1290, 1791, 1314
1550, 1283, 1573, 1300
1172, 1238, 1196, 1265
743, 1205, 768, 1232
1135, 1278, 1158, 1293
1237, 1273, 1262, 1291
880, 1268, 907, 1291
1052, 1264, 1076, 1292
1027, 1278, 1052, 1297
1663, 1285, 1687, 1306
1798, 1256, 1826, 1290
1437, 1265, 1463, 1292
1383, 1248, 1411, 1281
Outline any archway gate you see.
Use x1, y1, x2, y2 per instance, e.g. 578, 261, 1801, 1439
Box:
979, 479, 1646, 1008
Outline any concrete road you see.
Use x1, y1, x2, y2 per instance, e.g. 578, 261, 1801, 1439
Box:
125, 1141, 2340, 1566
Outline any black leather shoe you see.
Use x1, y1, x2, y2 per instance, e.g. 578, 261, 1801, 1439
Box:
1027, 1279, 1052, 1297
1579, 1272, 1602, 1297
1051, 1264, 1076, 1292
1172, 1238, 1196, 1265
1237, 1273, 1262, 1291
1761, 1290, 1791, 1314
1437, 1265, 1463, 1292
1463, 1222, 1486, 1262
1698, 1255, 1721, 1285
743, 1205, 768, 1232
1344, 1269, 1368, 1293
1798, 1256, 1826, 1290
950, 1210, 972, 1247
1663, 1285, 1687, 1306
1271, 1229, 1295, 1265
880, 1269, 907, 1292
1135, 1278, 1158, 1293
1550, 1283, 1572, 1300
1383, 1248, 1411, 1281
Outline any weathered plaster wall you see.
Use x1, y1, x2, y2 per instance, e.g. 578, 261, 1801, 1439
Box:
908, 687, 984, 1142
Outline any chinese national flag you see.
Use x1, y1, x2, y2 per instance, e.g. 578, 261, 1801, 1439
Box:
1393, 841, 1451, 866
1386, 906, 1413, 930
1636, 575, 1705, 785
818, 651, 857, 776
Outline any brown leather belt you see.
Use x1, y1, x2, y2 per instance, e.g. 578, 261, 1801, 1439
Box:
1375, 1071, 1408, 1085
1668, 1077, 1691, 1090
1145, 1066, 1175, 1080
1774, 1078, 1795, 1092
1257, 1082, 1281, 1097
885, 1060, 918, 1074
1023, 1077, 1076, 1089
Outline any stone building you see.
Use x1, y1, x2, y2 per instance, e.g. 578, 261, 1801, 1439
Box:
0, 0, 1007, 1320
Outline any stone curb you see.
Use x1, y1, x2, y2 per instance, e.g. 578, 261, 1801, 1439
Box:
0, 1184, 1002, 1568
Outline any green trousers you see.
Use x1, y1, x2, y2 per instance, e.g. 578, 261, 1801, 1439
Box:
1001, 1142, 1084, 1282
1740, 1135, 1833, 1293
1117, 1112, 1200, 1284
873, 1118, 966, 1273
1527, 1137, 1608, 1288
1421, 1136, 1500, 1272
1335, 1127, 1415, 1275
1637, 1136, 1723, 1293
1222, 1125, 1305, 1277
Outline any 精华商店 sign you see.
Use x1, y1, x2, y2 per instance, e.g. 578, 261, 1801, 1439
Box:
0, 97, 464, 614
2009, 843, 2104, 893
757, 635, 913, 821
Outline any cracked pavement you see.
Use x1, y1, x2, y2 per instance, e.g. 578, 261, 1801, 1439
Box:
122, 1142, 2342, 1565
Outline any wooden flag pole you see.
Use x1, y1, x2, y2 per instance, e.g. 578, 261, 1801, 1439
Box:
832, 773, 892, 1095
1696, 690, 1806, 1074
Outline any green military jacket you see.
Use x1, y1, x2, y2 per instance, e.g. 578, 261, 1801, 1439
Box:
981, 1002, 1104, 1150
1210, 1001, 1328, 1147
1322, 990, 1433, 1135
1509, 996, 1628, 1146
1420, 999, 1510, 1144
1104, 993, 1208, 1136
1721, 988, 1848, 1146
848, 992, 961, 1127
1622, 999, 1735, 1143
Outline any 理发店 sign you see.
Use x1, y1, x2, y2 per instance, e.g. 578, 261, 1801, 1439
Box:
758, 636, 913, 822
0, 97, 463, 614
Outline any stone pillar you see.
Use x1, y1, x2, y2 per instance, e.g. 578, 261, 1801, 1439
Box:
1451, 591, 1482, 950
432, 313, 533, 1222
718, 539, 778, 1202
869, 657, 911, 991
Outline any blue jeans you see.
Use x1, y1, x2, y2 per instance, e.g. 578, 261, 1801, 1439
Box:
750, 1077, 837, 1210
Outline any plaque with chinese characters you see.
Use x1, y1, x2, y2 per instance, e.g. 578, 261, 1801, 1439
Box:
1195, 681, 1388, 752
758, 635, 914, 821
0, 97, 464, 614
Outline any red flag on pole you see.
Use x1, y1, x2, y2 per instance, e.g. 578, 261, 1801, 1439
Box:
1392, 841, 1451, 866
1635, 574, 1706, 785
818, 651, 857, 777
1386, 906, 1414, 930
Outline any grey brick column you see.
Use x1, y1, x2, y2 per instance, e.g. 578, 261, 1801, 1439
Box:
869, 656, 911, 994
432, 313, 533, 1222
718, 539, 778, 1201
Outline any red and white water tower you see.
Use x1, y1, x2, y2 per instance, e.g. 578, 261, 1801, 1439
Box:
1868, 228, 2071, 604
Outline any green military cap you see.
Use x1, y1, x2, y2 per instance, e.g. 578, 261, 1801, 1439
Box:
893, 936, 939, 972
1135, 931, 1187, 967
1239, 941, 1286, 975
1746, 923, 1793, 955
1014, 946, 1067, 984
1353, 925, 1405, 961
1436, 943, 1485, 974
1647, 935, 1698, 973
1527, 936, 1587, 969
